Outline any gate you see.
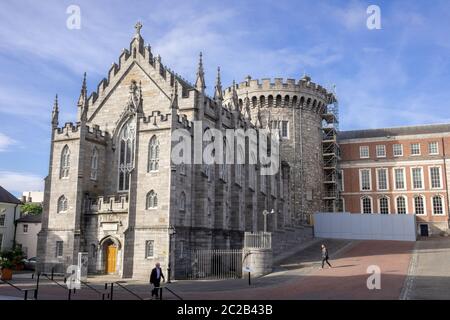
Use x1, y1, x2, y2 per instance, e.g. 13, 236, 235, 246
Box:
184, 249, 242, 280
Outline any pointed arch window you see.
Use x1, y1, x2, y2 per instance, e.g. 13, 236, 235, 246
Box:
179, 192, 186, 211
236, 146, 244, 186
146, 190, 158, 209
90, 147, 98, 180
57, 195, 68, 213
118, 121, 135, 191
60, 145, 70, 178
148, 135, 160, 172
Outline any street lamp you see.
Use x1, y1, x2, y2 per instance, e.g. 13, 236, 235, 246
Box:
262, 209, 275, 233
167, 225, 176, 283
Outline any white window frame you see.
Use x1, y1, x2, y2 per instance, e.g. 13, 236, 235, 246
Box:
429, 166, 443, 189
393, 167, 406, 190
410, 167, 424, 190
378, 196, 390, 214
55, 241, 64, 258
23, 224, 28, 234
393, 144, 403, 157
428, 141, 439, 155
359, 169, 372, 191
431, 195, 446, 216
359, 146, 369, 159
360, 196, 373, 214
146, 190, 158, 210
413, 195, 426, 216
90, 147, 98, 181
376, 168, 389, 191
395, 195, 408, 214
410, 143, 421, 156
376, 145, 386, 158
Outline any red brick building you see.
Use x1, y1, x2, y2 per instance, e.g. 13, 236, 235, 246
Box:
339, 124, 450, 236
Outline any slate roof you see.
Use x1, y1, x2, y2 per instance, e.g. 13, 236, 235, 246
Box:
15, 214, 42, 223
0, 185, 21, 204
339, 123, 450, 140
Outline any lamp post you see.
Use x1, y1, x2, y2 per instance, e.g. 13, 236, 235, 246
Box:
262, 209, 275, 233
167, 225, 176, 283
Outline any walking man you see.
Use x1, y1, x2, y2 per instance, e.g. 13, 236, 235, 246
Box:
321, 244, 332, 269
150, 262, 165, 299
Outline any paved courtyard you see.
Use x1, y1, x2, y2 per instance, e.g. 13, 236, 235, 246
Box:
2, 237, 450, 300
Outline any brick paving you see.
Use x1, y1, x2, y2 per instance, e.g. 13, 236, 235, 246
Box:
0, 239, 415, 300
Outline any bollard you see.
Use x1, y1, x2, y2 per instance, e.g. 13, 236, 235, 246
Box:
110, 283, 114, 300
24, 290, 28, 301
34, 273, 40, 300
159, 287, 163, 300
248, 271, 251, 286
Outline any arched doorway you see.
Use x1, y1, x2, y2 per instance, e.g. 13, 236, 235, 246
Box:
99, 236, 121, 274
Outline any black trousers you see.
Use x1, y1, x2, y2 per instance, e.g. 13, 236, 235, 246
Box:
322, 257, 332, 268
151, 280, 161, 297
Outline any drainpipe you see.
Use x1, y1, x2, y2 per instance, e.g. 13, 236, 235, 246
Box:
441, 137, 450, 228
12, 203, 20, 248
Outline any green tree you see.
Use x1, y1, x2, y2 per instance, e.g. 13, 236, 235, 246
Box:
21, 203, 42, 216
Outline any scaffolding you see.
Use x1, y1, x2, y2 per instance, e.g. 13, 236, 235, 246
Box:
321, 88, 342, 212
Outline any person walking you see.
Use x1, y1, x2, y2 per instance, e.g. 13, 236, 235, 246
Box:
321, 244, 332, 269
150, 262, 165, 299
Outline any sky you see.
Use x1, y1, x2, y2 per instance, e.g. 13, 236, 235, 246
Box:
1, 0, 450, 195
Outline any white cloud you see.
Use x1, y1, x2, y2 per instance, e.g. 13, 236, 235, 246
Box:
0, 171, 44, 194
0, 132, 16, 152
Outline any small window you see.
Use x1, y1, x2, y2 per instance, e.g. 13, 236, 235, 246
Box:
179, 192, 186, 211
411, 167, 423, 189
60, 145, 70, 178
361, 197, 372, 214
281, 121, 289, 138
360, 146, 369, 158
145, 240, 154, 258
360, 169, 371, 191
428, 142, 439, 155
0, 214, 5, 227
432, 196, 444, 215
55, 241, 64, 258
376, 145, 386, 158
394, 168, 406, 190
57, 195, 68, 213
430, 167, 442, 189
90, 147, 99, 180
379, 197, 389, 214
393, 144, 403, 157
23, 224, 28, 233
414, 196, 425, 215
411, 143, 421, 155
377, 168, 388, 190
146, 191, 158, 209
396, 196, 407, 214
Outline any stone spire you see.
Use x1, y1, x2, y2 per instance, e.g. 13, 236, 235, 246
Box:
52, 94, 59, 128
195, 52, 206, 93
231, 80, 239, 111
214, 67, 223, 102
77, 72, 88, 122
170, 81, 179, 110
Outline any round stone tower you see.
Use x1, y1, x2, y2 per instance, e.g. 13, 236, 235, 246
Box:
223, 76, 335, 225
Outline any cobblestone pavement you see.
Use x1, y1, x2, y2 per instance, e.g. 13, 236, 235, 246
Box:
0, 239, 415, 300
401, 237, 450, 300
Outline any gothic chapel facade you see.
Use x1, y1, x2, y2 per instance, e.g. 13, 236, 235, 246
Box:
37, 23, 294, 279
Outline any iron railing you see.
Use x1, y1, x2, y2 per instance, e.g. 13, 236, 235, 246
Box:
184, 249, 243, 280
244, 232, 272, 249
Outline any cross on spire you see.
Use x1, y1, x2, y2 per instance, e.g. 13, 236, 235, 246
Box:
135, 21, 143, 37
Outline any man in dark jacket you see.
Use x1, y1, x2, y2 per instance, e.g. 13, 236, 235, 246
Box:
150, 262, 165, 298
321, 244, 332, 269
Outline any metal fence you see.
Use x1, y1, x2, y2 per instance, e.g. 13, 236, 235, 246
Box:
184, 249, 242, 280
244, 232, 272, 249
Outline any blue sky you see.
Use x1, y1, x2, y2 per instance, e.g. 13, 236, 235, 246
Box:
1, 0, 450, 194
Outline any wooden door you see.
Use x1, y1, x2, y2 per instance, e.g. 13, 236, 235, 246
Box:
106, 245, 117, 274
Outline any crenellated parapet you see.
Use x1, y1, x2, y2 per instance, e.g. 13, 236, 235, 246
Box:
85, 124, 110, 144
89, 195, 129, 214
223, 76, 335, 115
